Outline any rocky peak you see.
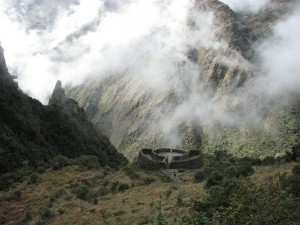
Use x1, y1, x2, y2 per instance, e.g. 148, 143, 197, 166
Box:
49, 80, 67, 105
0, 42, 9, 76
49, 80, 86, 117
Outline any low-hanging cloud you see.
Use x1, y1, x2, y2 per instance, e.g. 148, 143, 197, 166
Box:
256, 8, 300, 97
1, 0, 300, 148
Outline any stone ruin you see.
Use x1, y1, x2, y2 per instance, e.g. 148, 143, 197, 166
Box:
138, 148, 202, 170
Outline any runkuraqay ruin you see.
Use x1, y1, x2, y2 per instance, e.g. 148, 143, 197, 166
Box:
138, 148, 202, 170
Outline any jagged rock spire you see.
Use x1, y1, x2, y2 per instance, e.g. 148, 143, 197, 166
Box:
48, 80, 67, 105
0, 42, 9, 76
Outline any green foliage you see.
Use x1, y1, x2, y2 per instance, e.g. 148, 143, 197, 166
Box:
117, 183, 130, 192
153, 199, 167, 225
124, 167, 140, 180
0, 171, 22, 191
206, 171, 223, 188
0, 65, 127, 173
77, 155, 100, 169
182, 176, 300, 225
110, 181, 119, 193
143, 177, 156, 185
197, 151, 255, 188
50, 155, 72, 170
292, 164, 300, 175
176, 193, 184, 207
40, 208, 54, 219
28, 173, 39, 185
72, 184, 91, 200
36, 167, 46, 174
194, 169, 206, 182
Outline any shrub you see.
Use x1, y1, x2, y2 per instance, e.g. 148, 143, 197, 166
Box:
50, 155, 71, 170
0, 172, 22, 191
292, 164, 300, 175
72, 184, 90, 200
40, 208, 54, 219
117, 183, 130, 192
143, 177, 156, 185
206, 171, 223, 188
110, 181, 119, 193
36, 167, 46, 174
237, 161, 255, 177
184, 177, 300, 225
77, 155, 100, 169
124, 167, 140, 180
283, 175, 300, 197
224, 165, 238, 177
28, 173, 39, 185
194, 169, 206, 182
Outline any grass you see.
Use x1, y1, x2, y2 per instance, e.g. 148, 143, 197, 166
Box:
0, 163, 297, 225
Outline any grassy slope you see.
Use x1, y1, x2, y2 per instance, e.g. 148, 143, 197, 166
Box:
0, 162, 297, 225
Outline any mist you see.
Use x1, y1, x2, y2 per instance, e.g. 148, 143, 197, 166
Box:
0, 0, 300, 147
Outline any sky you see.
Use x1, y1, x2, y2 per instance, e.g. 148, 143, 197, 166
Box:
0, 0, 300, 136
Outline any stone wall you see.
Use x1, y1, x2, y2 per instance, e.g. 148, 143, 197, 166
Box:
138, 148, 202, 170
138, 149, 168, 170
169, 156, 203, 169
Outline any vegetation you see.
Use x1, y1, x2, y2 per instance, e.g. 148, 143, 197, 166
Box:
193, 150, 255, 186
0, 162, 299, 225
0, 64, 127, 173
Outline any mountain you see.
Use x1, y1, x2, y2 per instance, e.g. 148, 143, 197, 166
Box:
0, 45, 127, 173
66, 0, 300, 160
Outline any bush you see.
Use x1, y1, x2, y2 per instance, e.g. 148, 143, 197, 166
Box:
224, 165, 238, 177
28, 173, 39, 185
206, 171, 223, 188
184, 177, 300, 225
143, 177, 156, 185
110, 181, 119, 193
0, 172, 22, 191
283, 175, 300, 197
72, 184, 90, 200
292, 164, 300, 175
77, 155, 100, 169
237, 161, 255, 177
124, 167, 140, 180
194, 169, 206, 182
40, 208, 54, 219
117, 183, 130, 192
36, 167, 46, 174
50, 155, 71, 170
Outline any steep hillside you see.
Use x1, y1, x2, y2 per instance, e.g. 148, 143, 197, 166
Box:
0, 157, 299, 225
67, 0, 300, 160
0, 45, 127, 173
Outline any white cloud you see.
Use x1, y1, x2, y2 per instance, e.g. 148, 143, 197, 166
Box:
1, 0, 299, 147
256, 8, 300, 96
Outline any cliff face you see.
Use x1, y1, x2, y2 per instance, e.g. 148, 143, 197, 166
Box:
0, 45, 127, 173
66, 0, 299, 160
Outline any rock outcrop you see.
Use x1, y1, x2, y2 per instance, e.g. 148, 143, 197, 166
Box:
49, 80, 67, 105
66, 0, 299, 160
0, 46, 127, 173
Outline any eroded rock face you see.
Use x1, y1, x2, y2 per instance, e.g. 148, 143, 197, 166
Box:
0, 47, 127, 173
49, 80, 67, 105
66, 0, 299, 160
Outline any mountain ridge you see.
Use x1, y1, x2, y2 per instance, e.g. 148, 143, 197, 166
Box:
0, 44, 127, 173
66, 0, 300, 160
